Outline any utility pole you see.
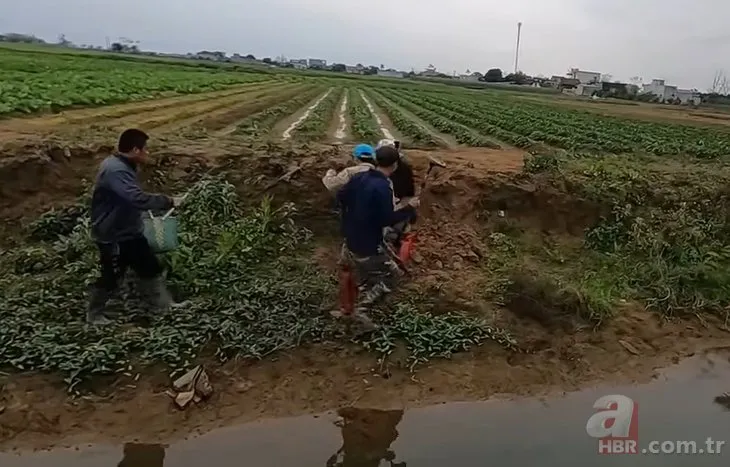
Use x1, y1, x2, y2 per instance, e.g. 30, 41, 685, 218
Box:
514, 22, 522, 74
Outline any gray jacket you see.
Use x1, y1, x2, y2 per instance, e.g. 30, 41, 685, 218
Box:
90, 154, 173, 243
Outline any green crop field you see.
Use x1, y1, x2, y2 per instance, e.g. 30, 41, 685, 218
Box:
0, 46, 273, 114
3, 44, 730, 397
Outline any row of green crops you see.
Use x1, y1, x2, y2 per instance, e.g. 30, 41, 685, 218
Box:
234, 86, 325, 138
290, 87, 342, 141
373, 88, 500, 148
0, 47, 273, 115
348, 88, 382, 143
387, 89, 535, 148
392, 87, 730, 158
365, 90, 438, 147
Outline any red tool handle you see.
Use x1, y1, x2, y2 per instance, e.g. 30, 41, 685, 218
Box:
338, 264, 357, 316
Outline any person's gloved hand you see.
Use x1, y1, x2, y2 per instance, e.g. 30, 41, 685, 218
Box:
407, 197, 420, 209
325, 169, 336, 177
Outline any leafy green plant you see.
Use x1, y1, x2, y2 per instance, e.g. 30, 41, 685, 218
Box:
359, 302, 516, 369
523, 153, 563, 173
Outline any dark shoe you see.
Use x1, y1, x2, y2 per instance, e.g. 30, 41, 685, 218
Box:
87, 286, 114, 325
138, 277, 173, 311
86, 312, 113, 326
359, 282, 391, 306
352, 308, 378, 333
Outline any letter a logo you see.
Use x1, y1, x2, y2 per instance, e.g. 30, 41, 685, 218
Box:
586, 394, 637, 439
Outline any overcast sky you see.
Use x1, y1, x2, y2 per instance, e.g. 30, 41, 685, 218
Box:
3, 0, 728, 90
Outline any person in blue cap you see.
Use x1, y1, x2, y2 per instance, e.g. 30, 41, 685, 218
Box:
322, 143, 377, 193
336, 145, 419, 329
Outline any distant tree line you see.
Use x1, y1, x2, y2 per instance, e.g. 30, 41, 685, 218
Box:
0, 33, 46, 44
480, 68, 533, 84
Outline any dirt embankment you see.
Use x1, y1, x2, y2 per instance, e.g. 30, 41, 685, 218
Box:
2, 142, 728, 450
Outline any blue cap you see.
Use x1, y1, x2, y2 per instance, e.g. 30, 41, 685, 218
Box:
352, 144, 375, 160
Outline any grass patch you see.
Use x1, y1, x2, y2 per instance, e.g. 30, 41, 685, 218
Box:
492, 154, 730, 323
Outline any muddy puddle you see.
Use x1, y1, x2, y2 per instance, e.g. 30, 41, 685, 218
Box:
3, 352, 729, 466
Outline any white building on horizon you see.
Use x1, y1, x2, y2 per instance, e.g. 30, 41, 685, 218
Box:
377, 69, 405, 78
569, 68, 601, 85
643, 79, 701, 105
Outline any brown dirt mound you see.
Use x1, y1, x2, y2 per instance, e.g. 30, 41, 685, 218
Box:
0, 144, 108, 221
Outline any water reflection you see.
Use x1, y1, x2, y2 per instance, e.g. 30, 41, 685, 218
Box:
326, 407, 406, 467
117, 443, 166, 467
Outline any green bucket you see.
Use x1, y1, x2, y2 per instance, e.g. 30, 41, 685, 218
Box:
143, 213, 180, 253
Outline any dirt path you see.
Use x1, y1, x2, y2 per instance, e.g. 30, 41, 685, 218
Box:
123, 84, 299, 133
0, 82, 278, 142
359, 90, 399, 141
211, 85, 316, 138
279, 88, 333, 140
332, 89, 349, 142
154, 84, 309, 136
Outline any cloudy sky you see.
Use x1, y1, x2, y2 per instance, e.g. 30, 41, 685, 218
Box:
2, 0, 727, 90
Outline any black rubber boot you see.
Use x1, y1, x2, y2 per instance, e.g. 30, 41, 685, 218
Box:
86, 287, 114, 325
138, 276, 173, 311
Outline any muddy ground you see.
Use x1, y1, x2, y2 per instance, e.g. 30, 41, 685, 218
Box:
2, 133, 729, 451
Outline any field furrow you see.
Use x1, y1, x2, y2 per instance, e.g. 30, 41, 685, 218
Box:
348, 88, 382, 143
233, 87, 326, 139
288, 87, 341, 141
201, 85, 315, 136
392, 90, 538, 149
376, 89, 500, 148
359, 90, 396, 141
365, 90, 439, 147
132, 83, 299, 133
333, 89, 349, 141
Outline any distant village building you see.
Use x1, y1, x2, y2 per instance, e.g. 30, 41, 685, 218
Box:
419, 65, 440, 77
643, 79, 701, 104
459, 71, 483, 82
569, 68, 601, 85
550, 76, 580, 90
377, 69, 405, 78
345, 65, 361, 74
230, 53, 258, 64
600, 82, 639, 97
289, 59, 308, 69
573, 83, 602, 97
196, 51, 226, 61
158, 52, 189, 60
308, 58, 327, 68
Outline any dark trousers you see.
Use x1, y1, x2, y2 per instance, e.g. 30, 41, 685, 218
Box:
95, 237, 162, 291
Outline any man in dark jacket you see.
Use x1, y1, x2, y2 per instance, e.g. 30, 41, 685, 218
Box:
337, 145, 418, 326
87, 129, 179, 325
375, 139, 417, 247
